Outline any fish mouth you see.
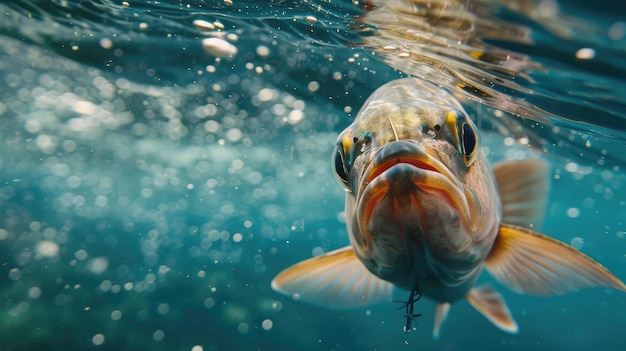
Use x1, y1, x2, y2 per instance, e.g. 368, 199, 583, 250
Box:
358, 141, 479, 234
362, 141, 463, 193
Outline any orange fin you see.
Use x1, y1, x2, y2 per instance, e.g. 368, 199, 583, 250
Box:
271, 246, 393, 308
432, 302, 450, 339
486, 224, 626, 296
466, 285, 518, 334
493, 159, 550, 231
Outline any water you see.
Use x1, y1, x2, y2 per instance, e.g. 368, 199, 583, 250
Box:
0, 0, 624, 350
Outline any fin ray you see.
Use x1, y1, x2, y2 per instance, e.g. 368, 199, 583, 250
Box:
271, 246, 393, 308
486, 225, 626, 296
493, 159, 549, 231
466, 285, 518, 334
432, 302, 450, 339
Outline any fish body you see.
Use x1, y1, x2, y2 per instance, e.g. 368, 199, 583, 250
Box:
272, 78, 626, 337
337, 79, 498, 302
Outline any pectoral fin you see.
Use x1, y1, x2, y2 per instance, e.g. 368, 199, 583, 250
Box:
486, 224, 626, 296
493, 159, 550, 231
271, 246, 393, 308
466, 285, 518, 334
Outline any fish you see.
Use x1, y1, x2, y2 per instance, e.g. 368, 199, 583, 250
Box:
271, 78, 626, 338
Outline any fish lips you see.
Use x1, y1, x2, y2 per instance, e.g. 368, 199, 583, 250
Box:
360, 140, 461, 192
356, 140, 470, 235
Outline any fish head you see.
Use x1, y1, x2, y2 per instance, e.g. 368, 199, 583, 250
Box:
332, 78, 500, 289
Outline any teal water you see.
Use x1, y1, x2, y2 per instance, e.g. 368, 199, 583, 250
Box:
0, 1, 625, 350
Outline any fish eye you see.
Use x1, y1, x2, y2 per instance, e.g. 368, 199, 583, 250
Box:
333, 143, 349, 186
461, 122, 476, 157
446, 109, 479, 166
460, 121, 478, 165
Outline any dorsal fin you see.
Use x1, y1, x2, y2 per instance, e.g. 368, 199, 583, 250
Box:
492, 159, 550, 231
271, 246, 393, 308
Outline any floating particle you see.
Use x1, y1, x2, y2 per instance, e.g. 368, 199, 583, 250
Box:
238, 322, 249, 334
73, 100, 97, 115
566, 207, 580, 218
99, 281, 112, 292
193, 19, 215, 30
398, 52, 410, 58
36, 240, 60, 258
272, 301, 283, 311
111, 310, 122, 320
204, 297, 215, 309
256, 45, 270, 57
256, 88, 276, 102
225, 128, 242, 142
312, 246, 324, 257
565, 162, 578, 173
36, 134, 56, 153
0, 229, 9, 241
288, 110, 303, 125
153, 330, 165, 342
75, 249, 88, 260
8, 268, 22, 281
307, 81, 319, 92
261, 319, 273, 330
122, 1, 129, 6
87, 257, 109, 274
575, 48, 595, 60
30, 222, 42, 231
28, 287, 42, 299
140, 187, 153, 198
213, 21, 224, 29
570, 237, 584, 250
25, 120, 42, 133
202, 38, 238, 58
158, 265, 171, 275
191, 346, 204, 351
157, 303, 170, 315
383, 45, 396, 50
92, 333, 105, 346
608, 22, 626, 40
232, 233, 243, 243
306, 16, 317, 23
139, 22, 148, 30
100, 38, 113, 49
224, 0, 233, 5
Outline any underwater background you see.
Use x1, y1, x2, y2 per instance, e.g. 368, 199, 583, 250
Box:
0, 0, 625, 350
